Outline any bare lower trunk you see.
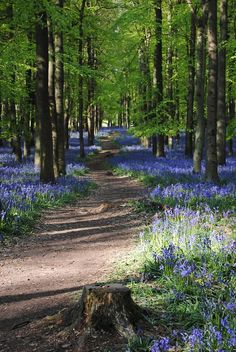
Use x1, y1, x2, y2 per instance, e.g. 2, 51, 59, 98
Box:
153, 0, 165, 157
228, 98, 235, 156
36, 10, 55, 183
55, 0, 65, 175
193, 0, 208, 173
216, 0, 227, 165
48, 18, 59, 177
87, 33, 95, 146
205, 0, 219, 182
78, 0, 86, 158
185, 10, 196, 157
167, 0, 174, 151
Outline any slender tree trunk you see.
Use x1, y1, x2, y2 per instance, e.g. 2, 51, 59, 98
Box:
185, 10, 196, 157
48, 18, 59, 177
139, 32, 152, 147
23, 69, 33, 158
139, 34, 152, 146
87, 34, 95, 146
10, 102, 22, 162
78, 0, 86, 158
193, 0, 208, 173
153, 0, 165, 157
55, 0, 65, 175
36, 10, 55, 183
217, 0, 227, 165
167, 0, 174, 149
205, 0, 219, 182
64, 84, 72, 150
228, 98, 235, 156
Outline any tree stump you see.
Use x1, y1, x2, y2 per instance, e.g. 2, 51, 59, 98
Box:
64, 284, 144, 338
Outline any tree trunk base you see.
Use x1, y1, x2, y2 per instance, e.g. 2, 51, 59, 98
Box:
63, 284, 145, 345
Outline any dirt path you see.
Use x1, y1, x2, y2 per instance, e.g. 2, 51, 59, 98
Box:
0, 138, 147, 351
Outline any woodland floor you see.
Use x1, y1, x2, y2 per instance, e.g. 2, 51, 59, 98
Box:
0, 138, 147, 352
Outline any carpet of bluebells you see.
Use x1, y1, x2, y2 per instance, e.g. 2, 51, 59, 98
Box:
111, 130, 236, 352
0, 132, 99, 241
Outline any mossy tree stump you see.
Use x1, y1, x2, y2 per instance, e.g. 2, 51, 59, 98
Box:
64, 284, 144, 338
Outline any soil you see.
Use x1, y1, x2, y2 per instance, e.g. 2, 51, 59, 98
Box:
0, 138, 148, 352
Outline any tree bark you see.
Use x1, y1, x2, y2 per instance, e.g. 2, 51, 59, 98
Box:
185, 9, 196, 157
216, 0, 227, 165
9, 101, 22, 162
153, 0, 165, 157
193, 0, 208, 173
205, 0, 219, 182
55, 0, 65, 175
64, 83, 72, 150
167, 0, 175, 149
78, 0, 87, 158
139, 32, 152, 146
228, 98, 235, 156
63, 284, 145, 344
36, 10, 55, 183
48, 18, 59, 177
87, 33, 95, 146
23, 68, 34, 158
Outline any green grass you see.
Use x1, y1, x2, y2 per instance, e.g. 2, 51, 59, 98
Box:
111, 202, 236, 351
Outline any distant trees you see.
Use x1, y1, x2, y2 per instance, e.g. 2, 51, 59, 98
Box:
0, 0, 235, 183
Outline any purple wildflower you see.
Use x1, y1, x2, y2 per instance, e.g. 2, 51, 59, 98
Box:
151, 337, 170, 352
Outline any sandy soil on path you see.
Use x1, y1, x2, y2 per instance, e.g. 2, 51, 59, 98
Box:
0, 139, 147, 351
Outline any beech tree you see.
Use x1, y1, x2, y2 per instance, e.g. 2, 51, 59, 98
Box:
205, 0, 219, 182
217, 0, 227, 165
78, 0, 87, 158
153, 0, 165, 157
193, 0, 208, 173
35, 8, 55, 183
185, 3, 196, 157
0, 0, 235, 184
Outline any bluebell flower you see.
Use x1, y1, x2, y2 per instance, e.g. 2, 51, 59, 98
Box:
151, 337, 170, 352
188, 328, 204, 347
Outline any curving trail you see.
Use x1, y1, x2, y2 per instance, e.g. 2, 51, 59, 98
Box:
0, 138, 147, 352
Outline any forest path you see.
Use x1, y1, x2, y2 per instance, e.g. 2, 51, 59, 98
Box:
0, 136, 147, 352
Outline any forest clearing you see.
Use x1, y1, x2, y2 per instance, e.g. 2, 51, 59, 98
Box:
0, 0, 236, 351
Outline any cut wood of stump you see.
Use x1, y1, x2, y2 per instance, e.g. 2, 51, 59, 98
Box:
63, 284, 147, 349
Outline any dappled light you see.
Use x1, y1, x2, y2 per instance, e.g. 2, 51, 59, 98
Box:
0, 0, 235, 351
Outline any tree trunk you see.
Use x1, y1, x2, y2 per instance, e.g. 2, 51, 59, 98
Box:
23, 69, 34, 158
185, 10, 196, 157
139, 32, 152, 143
55, 0, 65, 175
167, 0, 175, 149
228, 98, 235, 156
87, 34, 95, 146
64, 84, 72, 150
193, 0, 208, 173
216, 0, 227, 165
78, 0, 86, 158
48, 18, 59, 177
153, 0, 165, 157
205, 0, 219, 182
10, 102, 22, 162
36, 10, 55, 183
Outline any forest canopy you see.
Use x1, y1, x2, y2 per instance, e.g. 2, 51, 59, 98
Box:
0, 0, 235, 182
